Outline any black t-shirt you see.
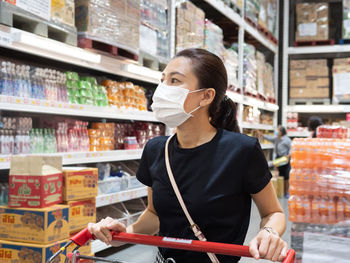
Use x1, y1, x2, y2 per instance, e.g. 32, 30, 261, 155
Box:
136, 129, 271, 263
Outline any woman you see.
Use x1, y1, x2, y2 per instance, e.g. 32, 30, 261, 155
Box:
88, 49, 287, 263
308, 116, 323, 138
263, 126, 291, 197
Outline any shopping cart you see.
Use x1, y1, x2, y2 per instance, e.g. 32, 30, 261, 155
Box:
47, 228, 295, 263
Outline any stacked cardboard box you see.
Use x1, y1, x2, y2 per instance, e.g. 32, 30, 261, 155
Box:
176, 1, 205, 53
51, 0, 75, 27
256, 51, 266, 98
267, 0, 278, 37
332, 58, 350, 102
289, 59, 329, 99
295, 3, 329, 42
258, 0, 268, 30
245, 0, 260, 25
75, 0, 140, 53
0, 156, 70, 263
343, 0, 350, 39
204, 20, 224, 59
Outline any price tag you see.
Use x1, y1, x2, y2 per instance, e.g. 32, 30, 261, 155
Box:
23, 98, 29, 104
45, 102, 49, 107
58, 104, 62, 108
32, 101, 36, 105
67, 154, 72, 159
0, 158, 4, 162
80, 106, 83, 110
15, 99, 21, 104
0, 31, 12, 47
6, 97, 12, 103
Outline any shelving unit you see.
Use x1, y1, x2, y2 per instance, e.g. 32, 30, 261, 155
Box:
0, 149, 143, 170
0, 0, 281, 254
282, 0, 350, 127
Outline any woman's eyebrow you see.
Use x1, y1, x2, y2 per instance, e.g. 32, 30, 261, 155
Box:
162, 71, 186, 77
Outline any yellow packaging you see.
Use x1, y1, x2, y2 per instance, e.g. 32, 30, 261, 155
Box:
67, 231, 92, 255
0, 239, 68, 263
63, 168, 98, 201
0, 205, 69, 244
51, 0, 75, 27
65, 199, 96, 233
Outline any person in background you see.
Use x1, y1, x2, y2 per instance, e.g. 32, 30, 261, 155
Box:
263, 126, 291, 197
308, 116, 323, 138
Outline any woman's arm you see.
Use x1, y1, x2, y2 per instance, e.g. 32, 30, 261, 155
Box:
127, 187, 159, 235
249, 182, 287, 262
88, 187, 159, 245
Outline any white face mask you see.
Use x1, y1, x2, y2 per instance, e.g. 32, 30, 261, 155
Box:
151, 83, 203, 128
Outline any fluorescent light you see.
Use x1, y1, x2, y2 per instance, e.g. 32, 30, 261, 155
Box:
12, 31, 101, 64
125, 64, 162, 81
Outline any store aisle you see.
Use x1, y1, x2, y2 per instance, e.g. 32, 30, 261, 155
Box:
95, 198, 291, 263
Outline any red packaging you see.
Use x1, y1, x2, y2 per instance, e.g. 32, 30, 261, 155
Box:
9, 156, 63, 208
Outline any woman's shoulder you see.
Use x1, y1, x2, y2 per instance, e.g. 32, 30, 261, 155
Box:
144, 136, 169, 151
220, 129, 258, 148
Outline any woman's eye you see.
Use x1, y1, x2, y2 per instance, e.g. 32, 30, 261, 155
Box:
171, 78, 180, 84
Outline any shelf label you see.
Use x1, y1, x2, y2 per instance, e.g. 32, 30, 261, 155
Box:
16, 0, 51, 21
0, 31, 12, 47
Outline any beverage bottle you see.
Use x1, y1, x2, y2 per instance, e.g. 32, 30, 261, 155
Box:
29, 129, 34, 154
52, 129, 57, 153
0, 130, 4, 154
9, 130, 14, 154
336, 193, 345, 223
288, 189, 298, 222
319, 194, 328, 224
344, 196, 350, 219
326, 195, 337, 224
14, 130, 21, 155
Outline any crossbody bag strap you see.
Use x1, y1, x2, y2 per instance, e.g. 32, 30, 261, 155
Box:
165, 135, 220, 263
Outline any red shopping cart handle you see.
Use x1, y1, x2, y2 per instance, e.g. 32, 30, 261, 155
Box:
71, 229, 295, 263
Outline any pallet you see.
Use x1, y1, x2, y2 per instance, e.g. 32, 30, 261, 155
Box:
258, 93, 267, 101
294, 39, 335, 47
138, 51, 168, 71
257, 24, 278, 45
78, 36, 138, 61
333, 97, 350, 104
267, 97, 276, 104
245, 16, 258, 28
0, 1, 77, 46
289, 98, 330, 105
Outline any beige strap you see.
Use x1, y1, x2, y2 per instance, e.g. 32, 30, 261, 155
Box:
165, 135, 220, 263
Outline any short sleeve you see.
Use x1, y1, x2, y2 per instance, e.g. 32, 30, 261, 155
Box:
136, 142, 153, 187
244, 139, 272, 194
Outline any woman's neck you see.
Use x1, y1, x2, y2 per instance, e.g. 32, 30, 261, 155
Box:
176, 115, 217, 149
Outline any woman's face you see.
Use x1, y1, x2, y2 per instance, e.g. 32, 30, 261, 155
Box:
161, 56, 214, 114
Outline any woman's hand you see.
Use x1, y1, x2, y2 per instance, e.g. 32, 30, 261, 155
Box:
88, 217, 126, 245
249, 228, 288, 262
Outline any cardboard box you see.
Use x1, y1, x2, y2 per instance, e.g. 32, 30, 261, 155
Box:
290, 70, 306, 87
65, 199, 96, 233
63, 168, 98, 201
67, 231, 92, 255
306, 66, 328, 77
296, 3, 329, 42
290, 60, 307, 70
0, 239, 68, 263
0, 205, 69, 244
9, 156, 62, 208
51, 0, 75, 27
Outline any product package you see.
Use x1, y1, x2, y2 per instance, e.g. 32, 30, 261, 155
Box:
204, 20, 224, 59
256, 51, 266, 98
258, 0, 268, 30
343, 0, 350, 39
289, 59, 329, 99
264, 63, 275, 100
223, 48, 239, 91
295, 3, 329, 42
267, 0, 278, 37
75, 0, 140, 54
176, 1, 205, 53
62, 168, 98, 201
0, 205, 69, 243
332, 58, 350, 102
65, 198, 96, 233
245, 0, 260, 25
51, 0, 75, 27
0, 239, 68, 263
9, 156, 63, 208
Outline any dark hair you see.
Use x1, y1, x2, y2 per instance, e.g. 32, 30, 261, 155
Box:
279, 126, 287, 136
175, 48, 240, 133
308, 116, 323, 138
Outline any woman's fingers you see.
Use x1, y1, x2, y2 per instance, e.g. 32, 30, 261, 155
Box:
258, 234, 271, 259
249, 238, 260, 260
271, 239, 285, 262
87, 217, 126, 245
265, 235, 279, 260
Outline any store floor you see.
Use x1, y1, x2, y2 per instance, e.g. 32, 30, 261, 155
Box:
96, 198, 291, 263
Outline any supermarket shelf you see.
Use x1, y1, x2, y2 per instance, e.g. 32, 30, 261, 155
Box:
96, 186, 148, 208
0, 149, 143, 170
0, 25, 161, 84
286, 104, 350, 113
0, 95, 158, 122
226, 91, 279, 112
203, 0, 278, 53
287, 131, 311, 137
288, 45, 350, 55
261, 144, 274, 150
241, 123, 274, 131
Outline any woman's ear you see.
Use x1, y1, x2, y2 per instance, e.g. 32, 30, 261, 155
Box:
199, 88, 216, 107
